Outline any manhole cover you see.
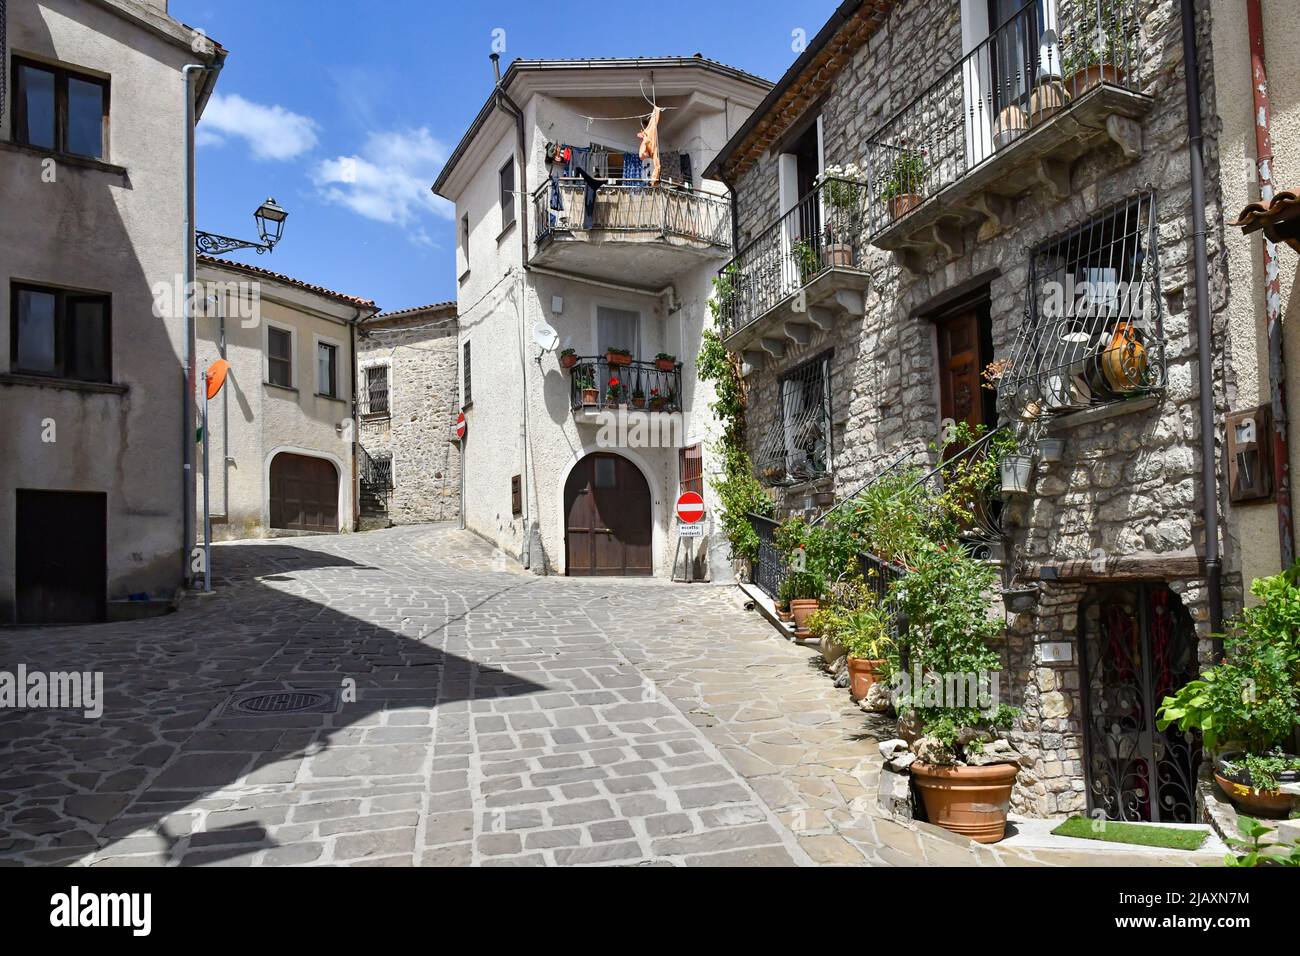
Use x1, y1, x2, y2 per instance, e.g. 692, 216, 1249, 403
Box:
222, 688, 338, 717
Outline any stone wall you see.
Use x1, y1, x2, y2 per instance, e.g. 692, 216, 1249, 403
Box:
727, 0, 1238, 816
357, 309, 462, 524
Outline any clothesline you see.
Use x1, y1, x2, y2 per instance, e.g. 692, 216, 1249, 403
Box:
580, 106, 677, 125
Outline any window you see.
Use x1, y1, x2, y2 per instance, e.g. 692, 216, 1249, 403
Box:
460, 214, 470, 266
10, 283, 111, 382
462, 339, 472, 407
511, 475, 522, 516
365, 365, 389, 415
14, 58, 108, 160
593, 457, 617, 489
267, 326, 293, 388
317, 341, 338, 397
679, 444, 704, 497
757, 353, 832, 484
998, 191, 1164, 418
499, 161, 516, 229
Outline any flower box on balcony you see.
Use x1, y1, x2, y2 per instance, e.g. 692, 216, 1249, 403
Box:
606, 349, 632, 367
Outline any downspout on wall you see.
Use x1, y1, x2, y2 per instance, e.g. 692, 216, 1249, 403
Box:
1246, 0, 1296, 568
1180, 0, 1225, 639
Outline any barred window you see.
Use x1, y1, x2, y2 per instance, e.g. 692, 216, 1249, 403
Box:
365, 365, 389, 415
998, 191, 1165, 419
462, 340, 472, 407
757, 352, 832, 485
679, 444, 703, 497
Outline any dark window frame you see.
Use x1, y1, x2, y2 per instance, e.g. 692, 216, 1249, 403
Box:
12, 55, 109, 160
10, 281, 112, 382
267, 325, 293, 388
365, 364, 390, 415
499, 160, 516, 230
511, 474, 522, 516
462, 339, 472, 408
679, 444, 704, 497
765, 349, 834, 483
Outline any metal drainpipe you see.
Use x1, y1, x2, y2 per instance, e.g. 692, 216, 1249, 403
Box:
350, 309, 362, 532
1247, 0, 1295, 568
1181, 0, 1225, 640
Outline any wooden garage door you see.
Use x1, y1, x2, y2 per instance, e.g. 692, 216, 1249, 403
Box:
564, 453, 652, 576
16, 489, 107, 624
269, 453, 339, 532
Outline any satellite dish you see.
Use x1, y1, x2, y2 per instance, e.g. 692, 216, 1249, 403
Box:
532, 322, 559, 352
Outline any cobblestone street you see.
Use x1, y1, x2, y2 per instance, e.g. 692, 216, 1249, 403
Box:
0, 525, 1220, 867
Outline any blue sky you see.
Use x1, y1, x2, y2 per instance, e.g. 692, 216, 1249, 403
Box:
171, 0, 841, 312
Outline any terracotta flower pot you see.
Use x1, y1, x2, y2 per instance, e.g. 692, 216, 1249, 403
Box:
649, 399, 665, 412
992, 105, 1028, 150
911, 761, 1019, 844
1029, 78, 1070, 122
606, 352, 632, 367
847, 656, 887, 701
581, 388, 598, 405
1214, 773, 1294, 818
632, 397, 646, 409
789, 598, 820, 634
560, 353, 579, 369
1100, 320, 1147, 393
824, 242, 854, 268
656, 359, 676, 371
1066, 64, 1125, 100
888, 193, 922, 220
819, 634, 846, 665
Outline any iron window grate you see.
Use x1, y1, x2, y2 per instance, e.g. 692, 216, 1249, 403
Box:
757, 352, 833, 485
997, 190, 1165, 418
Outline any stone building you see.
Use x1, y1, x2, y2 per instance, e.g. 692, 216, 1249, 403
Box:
707, 0, 1241, 820
432, 57, 770, 578
194, 255, 378, 541
0, 0, 223, 623
355, 303, 462, 527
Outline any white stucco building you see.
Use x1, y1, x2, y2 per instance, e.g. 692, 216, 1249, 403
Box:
432, 56, 771, 579
194, 256, 378, 541
0, 0, 223, 623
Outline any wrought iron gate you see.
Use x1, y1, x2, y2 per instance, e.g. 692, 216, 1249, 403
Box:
1078, 583, 1202, 823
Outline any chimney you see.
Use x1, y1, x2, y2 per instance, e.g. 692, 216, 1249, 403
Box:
490, 53, 501, 85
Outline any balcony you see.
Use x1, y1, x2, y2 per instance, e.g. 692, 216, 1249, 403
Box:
715, 176, 872, 362
862, 0, 1151, 271
564, 355, 683, 425
531, 178, 732, 288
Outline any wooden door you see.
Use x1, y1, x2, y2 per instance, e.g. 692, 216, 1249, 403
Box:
269, 453, 339, 532
16, 489, 107, 624
936, 307, 993, 435
564, 453, 652, 576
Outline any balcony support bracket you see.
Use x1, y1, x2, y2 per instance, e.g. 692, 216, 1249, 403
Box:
783, 321, 812, 346
833, 289, 866, 317
1105, 114, 1143, 161
963, 192, 1017, 237
807, 306, 836, 331
893, 249, 926, 275
1034, 159, 1071, 201
742, 350, 765, 377
760, 337, 787, 359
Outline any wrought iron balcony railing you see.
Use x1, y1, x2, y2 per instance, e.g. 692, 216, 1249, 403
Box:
863, 0, 1144, 237
358, 445, 393, 507
533, 180, 731, 250
714, 175, 870, 341
565, 356, 683, 413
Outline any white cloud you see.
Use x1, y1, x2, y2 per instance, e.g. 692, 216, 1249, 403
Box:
198, 93, 319, 161
312, 128, 453, 234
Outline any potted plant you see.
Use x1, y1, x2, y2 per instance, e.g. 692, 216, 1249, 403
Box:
891, 542, 1020, 843
776, 577, 797, 624
648, 387, 665, 411
787, 569, 825, 636
606, 346, 632, 367
1060, 0, 1130, 99
881, 148, 926, 220
820, 163, 867, 266
663, 388, 678, 412
840, 603, 894, 701
655, 353, 677, 372
631, 386, 646, 409
605, 377, 624, 408
1029, 74, 1071, 123
792, 237, 820, 285
560, 347, 579, 369
575, 368, 598, 406
1157, 562, 1300, 818
992, 104, 1028, 150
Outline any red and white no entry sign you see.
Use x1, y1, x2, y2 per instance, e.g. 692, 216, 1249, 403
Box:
675, 491, 705, 524
455, 412, 466, 439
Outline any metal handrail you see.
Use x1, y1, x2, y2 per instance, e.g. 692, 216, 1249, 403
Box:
532, 179, 731, 249
566, 355, 682, 412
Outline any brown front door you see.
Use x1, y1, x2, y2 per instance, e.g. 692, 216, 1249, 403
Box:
269, 453, 339, 532
16, 489, 107, 624
936, 305, 994, 435
564, 453, 652, 576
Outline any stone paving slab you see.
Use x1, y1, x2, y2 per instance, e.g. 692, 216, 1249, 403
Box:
0, 525, 1218, 867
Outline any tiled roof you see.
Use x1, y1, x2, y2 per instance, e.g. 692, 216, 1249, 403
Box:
364, 302, 458, 325
707, 1, 897, 182
197, 255, 378, 310
1231, 190, 1300, 252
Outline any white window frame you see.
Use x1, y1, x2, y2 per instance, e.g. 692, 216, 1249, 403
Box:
264, 320, 297, 389
590, 300, 644, 358
313, 332, 344, 398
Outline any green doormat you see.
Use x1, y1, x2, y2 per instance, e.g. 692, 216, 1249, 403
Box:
1051, 816, 1209, 851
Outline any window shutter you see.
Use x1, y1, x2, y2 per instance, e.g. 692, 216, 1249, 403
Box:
1, 0, 7, 127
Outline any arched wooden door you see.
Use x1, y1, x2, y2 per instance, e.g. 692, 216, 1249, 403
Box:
564, 453, 652, 576
269, 452, 339, 532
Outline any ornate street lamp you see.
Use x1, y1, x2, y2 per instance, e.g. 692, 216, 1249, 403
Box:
196, 197, 288, 255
